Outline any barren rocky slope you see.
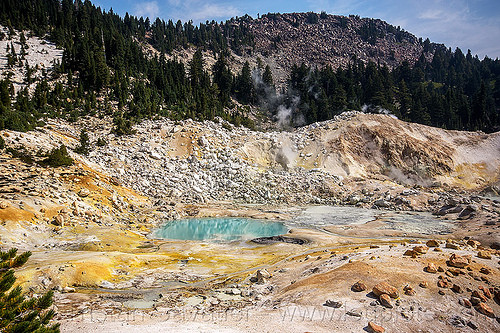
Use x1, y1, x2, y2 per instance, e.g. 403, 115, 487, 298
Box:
219, 13, 430, 87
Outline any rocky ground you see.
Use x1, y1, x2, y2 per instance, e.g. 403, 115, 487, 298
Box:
0, 25, 63, 94
0, 112, 499, 332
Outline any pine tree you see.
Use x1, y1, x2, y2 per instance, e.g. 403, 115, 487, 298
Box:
262, 65, 274, 86
75, 129, 90, 155
0, 248, 60, 333
235, 61, 253, 104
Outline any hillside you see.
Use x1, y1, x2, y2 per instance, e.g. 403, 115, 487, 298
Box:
1, 1, 499, 133
239, 12, 429, 86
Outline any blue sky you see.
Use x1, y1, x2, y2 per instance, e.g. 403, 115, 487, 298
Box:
92, 0, 500, 59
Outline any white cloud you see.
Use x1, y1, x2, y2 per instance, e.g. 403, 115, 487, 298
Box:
134, 1, 160, 20
166, 0, 242, 23
190, 3, 240, 22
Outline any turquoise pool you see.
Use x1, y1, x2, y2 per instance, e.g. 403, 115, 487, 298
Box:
154, 217, 288, 241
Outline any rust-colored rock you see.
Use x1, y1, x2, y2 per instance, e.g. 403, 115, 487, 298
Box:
467, 240, 480, 248
403, 285, 416, 296
372, 282, 399, 299
419, 281, 428, 288
451, 284, 462, 293
448, 254, 468, 268
425, 263, 437, 273
367, 321, 385, 333
413, 245, 428, 254
426, 239, 439, 247
460, 298, 472, 308
479, 267, 491, 275
472, 290, 488, 302
479, 286, 492, 299
351, 280, 367, 292
403, 249, 417, 257
477, 251, 492, 259
379, 294, 393, 308
437, 280, 449, 288
476, 302, 495, 318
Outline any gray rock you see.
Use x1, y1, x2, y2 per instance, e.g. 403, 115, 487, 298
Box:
324, 300, 342, 308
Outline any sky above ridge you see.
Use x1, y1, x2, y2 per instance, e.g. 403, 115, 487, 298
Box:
92, 0, 500, 59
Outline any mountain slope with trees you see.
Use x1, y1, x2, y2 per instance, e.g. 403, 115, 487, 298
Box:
0, 0, 498, 134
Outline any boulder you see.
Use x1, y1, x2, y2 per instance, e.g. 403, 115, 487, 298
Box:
459, 298, 472, 308
478, 286, 492, 299
437, 280, 449, 288
323, 300, 342, 308
351, 280, 367, 292
458, 205, 477, 219
451, 284, 462, 293
477, 251, 492, 259
367, 321, 385, 333
379, 294, 393, 308
472, 290, 488, 302
426, 239, 440, 247
403, 285, 416, 296
372, 282, 399, 299
448, 254, 468, 268
349, 195, 361, 205
419, 281, 429, 288
413, 245, 428, 254
425, 263, 438, 273
52, 214, 64, 226
446, 242, 461, 250
403, 250, 418, 258
374, 199, 391, 208
346, 309, 363, 317
480, 267, 491, 275
466, 240, 480, 248
434, 205, 462, 216
476, 302, 495, 318
256, 269, 271, 284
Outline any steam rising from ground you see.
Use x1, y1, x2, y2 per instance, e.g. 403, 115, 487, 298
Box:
362, 104, 398, 119
274, 134, 298, 170
251, 67, 304, 129
276, 96, 301, 128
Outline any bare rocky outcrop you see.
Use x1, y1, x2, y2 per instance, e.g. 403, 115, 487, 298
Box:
241, 13, 430, 86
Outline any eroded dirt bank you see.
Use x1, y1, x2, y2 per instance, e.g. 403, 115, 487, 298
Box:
0, 113, 499, 332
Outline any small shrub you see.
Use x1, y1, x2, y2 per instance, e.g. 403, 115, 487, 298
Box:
6, 146, 34, 164
0, 135, 4, 150
42, 145, 73, 167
